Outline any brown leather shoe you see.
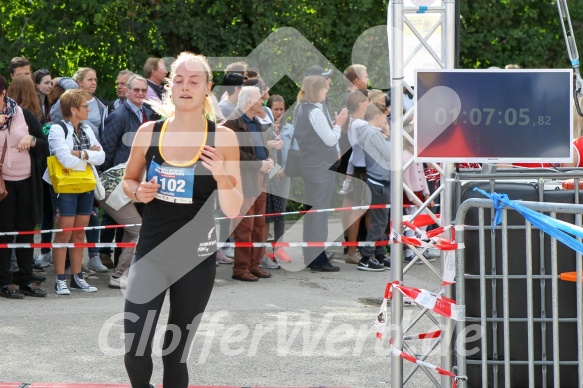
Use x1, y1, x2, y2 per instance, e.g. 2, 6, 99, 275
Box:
250, 268, 272, 278
232, 272, 259, 282
99, 253, 114, 269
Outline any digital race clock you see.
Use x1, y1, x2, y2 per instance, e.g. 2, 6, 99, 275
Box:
414, 69, 572, 162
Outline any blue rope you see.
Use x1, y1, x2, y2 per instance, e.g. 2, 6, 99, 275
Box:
474, 188, 509, 226
474, 187, 583, 254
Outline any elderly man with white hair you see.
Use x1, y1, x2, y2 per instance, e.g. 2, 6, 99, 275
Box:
223, 86, 277, 282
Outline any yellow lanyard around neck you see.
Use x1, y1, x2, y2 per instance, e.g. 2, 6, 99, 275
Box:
158, 118, 208, 167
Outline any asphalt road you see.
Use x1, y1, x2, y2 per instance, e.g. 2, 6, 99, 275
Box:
0, 220, 445, 388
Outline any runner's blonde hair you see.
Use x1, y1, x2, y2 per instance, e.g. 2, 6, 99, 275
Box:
147, 52, 215, 121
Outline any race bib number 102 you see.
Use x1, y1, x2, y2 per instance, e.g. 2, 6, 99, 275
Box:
147, 159, 195, 204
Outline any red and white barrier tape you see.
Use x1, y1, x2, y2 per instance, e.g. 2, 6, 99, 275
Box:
394, 232, 464, 252
441, 250, 456, 286
402, 330, 442, 341
0, 242, 137, 249
0, 235, 465, 250
374, 290, 465, 387
0, 223, 143, 237
425, 163, 481, 182
399, 223, 462, 285
216, 203, 413, 220
0, 209, 442, 237
402, 222, 463, 241
375, 296, 389, 339
386, 281, 465, 321
0, 241, 393, 249
390, 347, 467, 388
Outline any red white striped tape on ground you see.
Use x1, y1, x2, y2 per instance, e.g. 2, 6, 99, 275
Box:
386, 281, 465, 321
390, 346, 467, 388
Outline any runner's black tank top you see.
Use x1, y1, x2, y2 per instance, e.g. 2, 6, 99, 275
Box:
135, 119, 217, 256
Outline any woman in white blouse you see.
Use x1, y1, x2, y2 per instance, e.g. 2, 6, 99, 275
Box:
44, 89, 105, 295
294, 75, 348, 272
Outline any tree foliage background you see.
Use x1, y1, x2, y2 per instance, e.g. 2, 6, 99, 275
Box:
1, 0, 582, 102
1, 0, 581, 211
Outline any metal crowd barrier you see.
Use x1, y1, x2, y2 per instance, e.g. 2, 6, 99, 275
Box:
454, 197, 583, 388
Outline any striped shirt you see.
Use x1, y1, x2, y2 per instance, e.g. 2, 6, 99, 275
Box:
308, 103, 341, 147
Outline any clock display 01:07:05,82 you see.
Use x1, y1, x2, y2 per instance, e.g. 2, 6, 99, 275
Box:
433, 108, 552, 127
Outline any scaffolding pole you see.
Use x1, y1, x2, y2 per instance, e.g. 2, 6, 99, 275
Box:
440, 3, 457, 387
388, 0, 457, 386
389, 1, 405, 386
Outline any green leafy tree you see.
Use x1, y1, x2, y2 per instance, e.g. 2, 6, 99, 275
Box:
1, 0, 582, 100
459, 0, 583, 69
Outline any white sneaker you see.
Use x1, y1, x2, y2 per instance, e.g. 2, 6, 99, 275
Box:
260, 255, 280, 269
426, 248, 441, 258
38, 252, 53, 267
88, 256, 109, 273
33, 254, 51, 269
223, 247, 235, 258
54, 278, 71, 295
70, 274, 97, 292
108, 275, 127, 289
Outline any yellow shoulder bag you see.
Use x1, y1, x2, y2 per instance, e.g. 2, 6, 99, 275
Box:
47, 155, 96, 194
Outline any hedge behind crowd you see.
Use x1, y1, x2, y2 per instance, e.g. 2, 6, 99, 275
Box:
1, 0, 582, 102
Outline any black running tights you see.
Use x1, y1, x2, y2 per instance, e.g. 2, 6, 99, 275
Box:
124, 256, 216, 388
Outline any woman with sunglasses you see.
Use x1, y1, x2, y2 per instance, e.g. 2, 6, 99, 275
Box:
32, 69, 53, 124
43, 89, 105, 295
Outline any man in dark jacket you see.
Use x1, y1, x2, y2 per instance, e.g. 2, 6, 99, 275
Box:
224, 86, 275, 282
101, 75, 153, 171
